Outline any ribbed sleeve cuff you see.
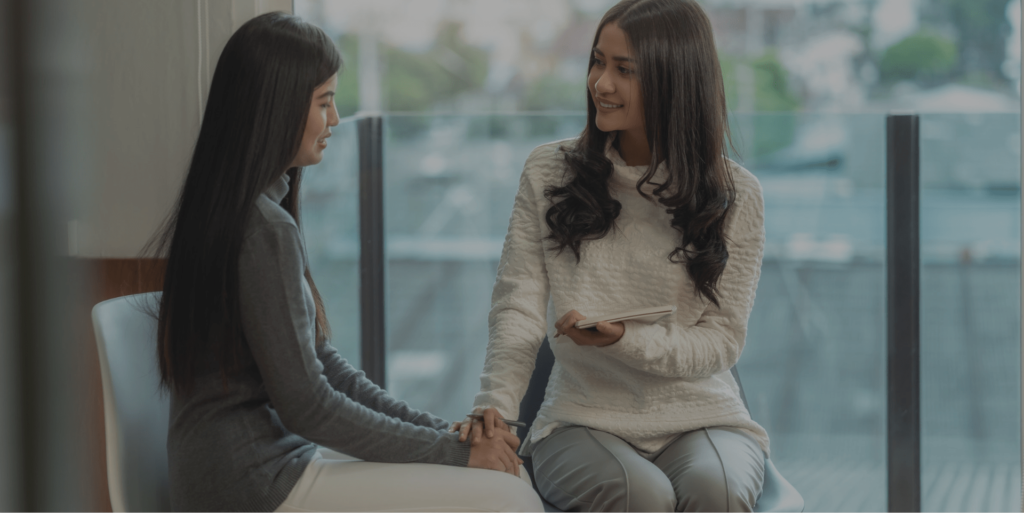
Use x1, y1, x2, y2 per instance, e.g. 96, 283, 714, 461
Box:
442, 432, 473, 467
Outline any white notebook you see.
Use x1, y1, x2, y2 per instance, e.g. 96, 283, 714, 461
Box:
575, 305, 677, 330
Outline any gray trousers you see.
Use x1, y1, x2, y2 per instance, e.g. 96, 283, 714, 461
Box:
531, 426, 765, 512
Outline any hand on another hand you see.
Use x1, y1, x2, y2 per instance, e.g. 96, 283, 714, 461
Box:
554, 309, 624, 347
466, 428, 523, 477
449, 407, 512, 445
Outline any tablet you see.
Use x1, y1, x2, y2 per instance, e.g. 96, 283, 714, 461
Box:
574, 305, 677, 330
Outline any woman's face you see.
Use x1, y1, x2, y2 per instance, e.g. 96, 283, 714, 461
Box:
290, 74, 339, 169
588, 22, 643, 135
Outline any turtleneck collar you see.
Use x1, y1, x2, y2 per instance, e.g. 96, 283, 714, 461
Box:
265, 172, 291, 204
604, 132, 667, 180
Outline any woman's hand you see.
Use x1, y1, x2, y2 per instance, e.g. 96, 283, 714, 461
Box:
554, 309, 624, 347
466, 428, 523, 477
449, 408, 512, 444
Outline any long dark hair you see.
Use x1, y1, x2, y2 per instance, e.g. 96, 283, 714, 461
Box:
544, 0, 736, 307
149, 12, 339, 394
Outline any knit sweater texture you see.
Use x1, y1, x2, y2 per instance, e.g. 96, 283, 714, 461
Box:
167, 174, 471, 512
473, 139, 771, 457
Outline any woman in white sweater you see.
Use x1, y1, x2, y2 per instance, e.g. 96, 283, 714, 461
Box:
454, 0, 770, 510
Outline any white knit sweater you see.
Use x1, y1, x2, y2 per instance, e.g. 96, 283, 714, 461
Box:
473, 138, 771, 457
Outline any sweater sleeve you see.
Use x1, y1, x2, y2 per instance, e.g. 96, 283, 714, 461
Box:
599, 180, 765, 379
315, 344, 450, 431
472, 155, 552, 421
239, 221, 470, 466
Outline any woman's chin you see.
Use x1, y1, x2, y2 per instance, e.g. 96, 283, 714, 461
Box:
594, 117, 616, 133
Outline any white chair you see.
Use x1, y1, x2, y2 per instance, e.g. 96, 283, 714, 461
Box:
92, 292, 169, 512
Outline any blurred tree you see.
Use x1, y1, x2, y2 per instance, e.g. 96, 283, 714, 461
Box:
720, 51, 800, 157
921, 0, 1012, 87
520, 74, 586, 111
335, 34, 361, 118
879, 28, 958, 84
382, 22, 489, 111
721, 52, 800, 113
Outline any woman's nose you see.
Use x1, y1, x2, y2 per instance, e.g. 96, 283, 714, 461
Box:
594, 71, 614, 94
328, 104, 340, 127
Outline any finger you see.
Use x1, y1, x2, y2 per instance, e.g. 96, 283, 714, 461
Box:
484, 409, 499, 438
503, 445, 520, 476
459, 421, 471, 442
471, 420, 483, 445
572, 312, 587, 330
556, 310, 580, 336
554, 314, 568, 336
496, 450, 513, 474
501, 430, 521, 451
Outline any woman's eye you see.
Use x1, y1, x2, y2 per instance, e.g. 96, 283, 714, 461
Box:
618, 66, 632, 75
593, 58, 605, 67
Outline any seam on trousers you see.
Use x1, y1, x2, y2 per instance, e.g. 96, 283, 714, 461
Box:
533, 429, 595, 510
702, 427, 731, 513
583, 427, 631, 512
535, 465, 594, 510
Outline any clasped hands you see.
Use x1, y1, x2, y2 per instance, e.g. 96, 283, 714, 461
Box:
449, 407, 523, 477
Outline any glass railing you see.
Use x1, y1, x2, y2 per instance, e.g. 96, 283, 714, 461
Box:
381, 114, 585, 419
919, 113, 1021, 512
730, 113, 889, 511
300, 112, 1021, 512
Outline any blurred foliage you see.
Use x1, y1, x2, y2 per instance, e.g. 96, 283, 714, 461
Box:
921, 0, 1013, 86
334, 23, 489, 114
880, 29, 958, 84
520, 74, 587, 111
335, 34, 361, 118
721, 51, 801, 113
720, 51, 799, 157
383, 23, 489, 111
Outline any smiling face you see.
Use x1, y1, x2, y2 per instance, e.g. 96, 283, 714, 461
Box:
588, 22, 644, 137
289, 74, 339, 169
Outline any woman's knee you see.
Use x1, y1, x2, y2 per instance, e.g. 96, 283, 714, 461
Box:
537, 461, 675, 512
673, 463, 758, 512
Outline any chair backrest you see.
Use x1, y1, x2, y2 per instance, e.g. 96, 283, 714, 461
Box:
92, 292, 170, 512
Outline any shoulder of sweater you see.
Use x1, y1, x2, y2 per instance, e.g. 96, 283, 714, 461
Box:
522, 137, 576, 184
245, 194, 299, 239
725, 159, 762, 199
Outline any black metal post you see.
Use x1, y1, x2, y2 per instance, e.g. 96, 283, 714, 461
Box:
887, 114, 920, 512
358, 116, 387, 388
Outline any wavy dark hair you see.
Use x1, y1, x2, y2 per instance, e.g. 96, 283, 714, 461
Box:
545, 0, 736, 306
148, 12, 339, 394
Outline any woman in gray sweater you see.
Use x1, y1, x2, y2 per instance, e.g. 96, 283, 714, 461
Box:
149, 12, 540, 512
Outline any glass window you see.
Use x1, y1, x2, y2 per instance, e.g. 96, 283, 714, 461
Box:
920, 113, 1021, 512
734, 112, 888, 511
301, 117, 363, 365
381, 114, 585, 420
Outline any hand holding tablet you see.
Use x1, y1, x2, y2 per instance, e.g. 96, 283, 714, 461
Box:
574, 305, 677, 331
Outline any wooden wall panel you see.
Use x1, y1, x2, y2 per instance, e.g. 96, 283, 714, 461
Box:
79, 258, 166, 512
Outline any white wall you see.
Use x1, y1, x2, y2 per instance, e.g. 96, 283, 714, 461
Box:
74, 0, 292, 258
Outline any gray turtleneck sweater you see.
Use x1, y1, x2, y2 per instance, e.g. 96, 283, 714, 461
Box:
167, 174, 472, 512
